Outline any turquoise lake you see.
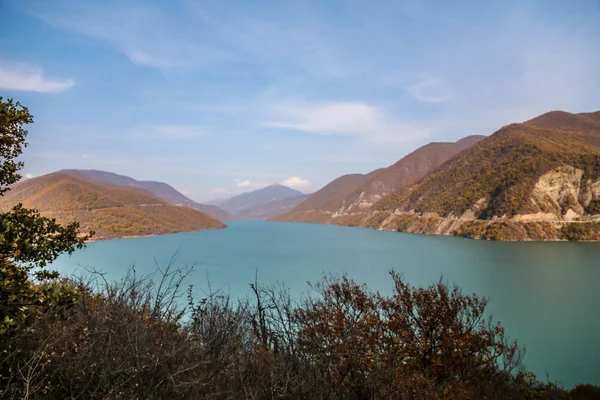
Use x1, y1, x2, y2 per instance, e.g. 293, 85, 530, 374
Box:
52, 220, 600, 388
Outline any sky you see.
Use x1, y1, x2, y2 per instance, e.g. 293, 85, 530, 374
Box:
0, 0, 599, 202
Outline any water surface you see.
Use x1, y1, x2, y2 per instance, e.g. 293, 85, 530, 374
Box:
53, 220, 600, 388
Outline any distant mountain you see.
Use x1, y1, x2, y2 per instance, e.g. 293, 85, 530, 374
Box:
216, 184, 305, 218
273, 136, 484, 223
235, 194, 309, 220
0, 172, 226, 240
61, 169, 233, 221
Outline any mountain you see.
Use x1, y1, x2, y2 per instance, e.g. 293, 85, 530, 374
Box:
235, 194, 309, 220
61, 169, 233, 221
216, 184, 305, 217
273, 136, 484, 223
332, 110, 600, 241
271, 174, 371, 223
0, 172, 226, 240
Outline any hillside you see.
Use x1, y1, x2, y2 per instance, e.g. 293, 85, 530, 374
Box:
0, 172, 226, 240
272, 174, 370, 222
349, 110, 600, 241
216, 184, 305, 218
62, 169, 233, 221
273, 136, 484, 223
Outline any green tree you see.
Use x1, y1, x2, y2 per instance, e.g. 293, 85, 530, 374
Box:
0, 97, 92, 333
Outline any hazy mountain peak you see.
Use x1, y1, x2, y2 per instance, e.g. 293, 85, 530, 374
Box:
216, 184, 305, 216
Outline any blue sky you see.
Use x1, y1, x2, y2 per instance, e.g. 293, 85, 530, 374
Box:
1, 0, 599, 202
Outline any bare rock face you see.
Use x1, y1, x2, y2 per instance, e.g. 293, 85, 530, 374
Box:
353, 164, 600, 240
531, 165, 585, 218
579, 180, 592, 209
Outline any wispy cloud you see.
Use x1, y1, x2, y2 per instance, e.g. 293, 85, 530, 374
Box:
31, 1, 231, 72
406, 77, 452, 103
264, 100, 430, 144
282, 176, 310, 188
0, 61, 75, 93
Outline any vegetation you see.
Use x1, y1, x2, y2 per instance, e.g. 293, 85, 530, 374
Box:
0, 106, 226, 240
273, 136, 484, 222
0, 172, 226, 240
375, 113, 600, 219
278, 111, 600, 241
62, 169, 235, 221
560, 223, 600, 241
0, 97, 91, 339
2, 99, 599, 398
5, 262, 597, 399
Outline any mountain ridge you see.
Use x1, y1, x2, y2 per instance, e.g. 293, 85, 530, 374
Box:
216, 184, 306, 217
289, 110, 600, 241
272, 135, 485, 223
1, 172, 226, 240
61, 169, 233, 222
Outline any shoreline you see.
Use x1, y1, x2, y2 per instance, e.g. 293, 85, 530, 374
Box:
84, 225, 227, 243
271, 211, 600, 242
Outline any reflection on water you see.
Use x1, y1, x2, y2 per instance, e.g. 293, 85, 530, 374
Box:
53, 220, 600, 388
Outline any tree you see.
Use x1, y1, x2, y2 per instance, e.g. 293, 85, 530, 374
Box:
295, 273, 525, 399
0, 98, 31, 195
0, 97, 92, 333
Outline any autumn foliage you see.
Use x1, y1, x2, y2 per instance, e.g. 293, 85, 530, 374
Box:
2, 99, 598, 398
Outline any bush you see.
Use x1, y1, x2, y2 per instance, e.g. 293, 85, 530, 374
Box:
2, 265, 594, 399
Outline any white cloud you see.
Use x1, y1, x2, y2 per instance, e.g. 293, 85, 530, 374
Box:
282, 176, 310, 188
0, 62, 75, 93
234, 179, 266, 188
21, 173, 35, 181
264, 100, 430, 144
81, 154, 89, 159
406, 77, 452, 103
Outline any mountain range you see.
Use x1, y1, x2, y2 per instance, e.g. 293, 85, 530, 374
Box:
214, 184, 308, 220
7, 109, 600, 241
274, 135, 484, 223
0, 172, 226, 240
273, 110, 600, 241
61, 169, 233, 221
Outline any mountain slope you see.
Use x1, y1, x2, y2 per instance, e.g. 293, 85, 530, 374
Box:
273, 136, 484, 223
1, 172, 226, 240
272, 174, 370, 223
357, 110, 600, 240
62, 169, 233, 221
216, 184, 305, 216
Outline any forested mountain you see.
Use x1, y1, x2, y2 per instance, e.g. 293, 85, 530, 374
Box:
0, 172, 226, 240
365, 110, 600, 240
273, 136, 484, 223
62, 169, 233, 221
276, 110, 600, 241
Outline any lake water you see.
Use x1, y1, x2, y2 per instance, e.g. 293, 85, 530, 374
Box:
52, 220, 600, 388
